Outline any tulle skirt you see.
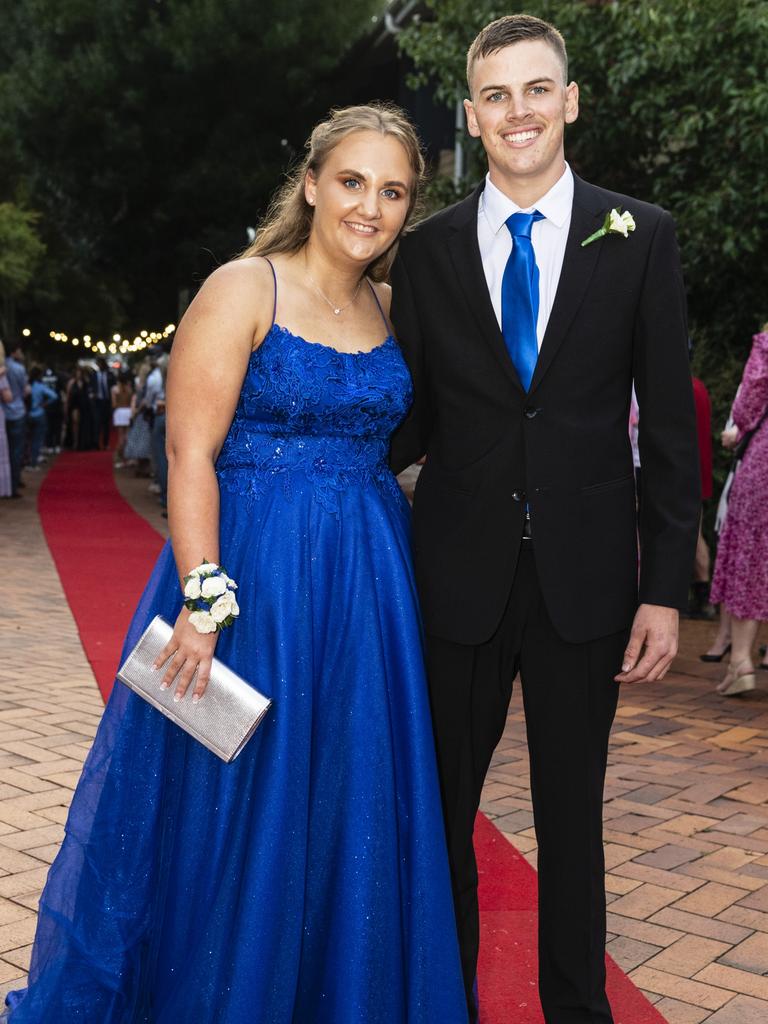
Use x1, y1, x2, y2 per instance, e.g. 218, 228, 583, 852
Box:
4, 474, 467, 1023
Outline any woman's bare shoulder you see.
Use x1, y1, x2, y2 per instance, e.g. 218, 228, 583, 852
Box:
201, 257, 273, 307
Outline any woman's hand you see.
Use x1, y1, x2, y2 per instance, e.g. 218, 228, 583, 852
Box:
153, 606, 218, 703
721, 426, 739, 451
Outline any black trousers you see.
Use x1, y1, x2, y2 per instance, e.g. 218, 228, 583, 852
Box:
425, 544, 627, 1024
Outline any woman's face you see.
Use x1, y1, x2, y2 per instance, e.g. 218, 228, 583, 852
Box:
305, 130, 414, 268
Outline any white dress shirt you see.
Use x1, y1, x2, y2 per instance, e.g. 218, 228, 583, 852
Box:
477, 164, 574, 349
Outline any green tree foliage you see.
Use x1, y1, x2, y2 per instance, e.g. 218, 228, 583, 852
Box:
400, 0, 768, 439
0, 0, 380, 340
0, 203, 46, 338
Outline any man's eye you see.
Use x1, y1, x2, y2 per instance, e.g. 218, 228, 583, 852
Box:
530, 86, 547, 95
488, 92, 505, 102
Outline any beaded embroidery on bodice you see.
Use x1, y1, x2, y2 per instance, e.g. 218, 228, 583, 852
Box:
216, 323, 412, 515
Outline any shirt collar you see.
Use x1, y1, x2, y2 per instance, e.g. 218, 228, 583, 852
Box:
480, 163, 574, 234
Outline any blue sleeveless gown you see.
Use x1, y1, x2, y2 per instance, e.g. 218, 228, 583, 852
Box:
4, 316, 468, 1022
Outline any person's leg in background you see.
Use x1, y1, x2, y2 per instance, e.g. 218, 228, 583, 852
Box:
717, 614, 759, 696
100, 399, 112, 450
150, 412, 168, 512
5, 416, 26, 495
688, 511, 715, 619
27, 415, 47, 468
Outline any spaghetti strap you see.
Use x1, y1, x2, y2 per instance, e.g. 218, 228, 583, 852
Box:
367, 280, 390, 334
263, 257, 278, 329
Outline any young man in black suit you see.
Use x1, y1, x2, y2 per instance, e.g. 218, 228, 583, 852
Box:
389, 15, 700, 1024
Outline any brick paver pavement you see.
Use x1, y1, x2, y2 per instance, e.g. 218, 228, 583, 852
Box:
2, 458, 768, 1021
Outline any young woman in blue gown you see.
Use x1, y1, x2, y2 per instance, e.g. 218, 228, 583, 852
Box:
4, 105, 468, 1023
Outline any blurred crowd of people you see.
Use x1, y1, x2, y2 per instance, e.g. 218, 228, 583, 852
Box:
0, 341, 169, 515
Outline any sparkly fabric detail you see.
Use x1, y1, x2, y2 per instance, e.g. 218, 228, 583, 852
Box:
216, 326, 410, 516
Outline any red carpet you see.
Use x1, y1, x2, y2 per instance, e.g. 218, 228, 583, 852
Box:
39, 451, 665, 1023
38, 451, 165, 700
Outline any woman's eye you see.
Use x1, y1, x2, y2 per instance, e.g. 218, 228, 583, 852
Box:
343, 178, 361, 189
382, 189, 399, 200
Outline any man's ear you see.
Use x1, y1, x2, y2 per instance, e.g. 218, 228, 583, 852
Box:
464, 98, 481, 139
304, 169, 317, 206
565, 81, 579, 125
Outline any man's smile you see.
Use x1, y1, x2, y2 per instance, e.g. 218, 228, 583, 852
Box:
500, 127, 543, 147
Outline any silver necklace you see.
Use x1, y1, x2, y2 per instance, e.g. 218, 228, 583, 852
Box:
305, 268, 363, 316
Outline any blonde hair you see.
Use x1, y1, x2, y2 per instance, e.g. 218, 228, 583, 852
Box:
240, 103, 425, 282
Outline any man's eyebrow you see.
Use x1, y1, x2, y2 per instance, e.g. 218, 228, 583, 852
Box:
337, 169, 409, 190
479, 77, 557, 93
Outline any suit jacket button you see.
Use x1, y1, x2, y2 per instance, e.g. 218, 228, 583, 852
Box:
512, 490, 522, 502
524, 407, 540, 419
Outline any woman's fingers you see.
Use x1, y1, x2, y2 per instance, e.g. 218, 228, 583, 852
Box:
191, 658, 213, 704
172, 660, 199, 702
160, 650, 186, 689
153, 637, 180, 673
152, 613, 217, 704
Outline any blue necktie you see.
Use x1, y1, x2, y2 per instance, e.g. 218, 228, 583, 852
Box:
501, 210, 544, 391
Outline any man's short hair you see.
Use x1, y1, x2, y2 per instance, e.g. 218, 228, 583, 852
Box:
466, 14, 568, 91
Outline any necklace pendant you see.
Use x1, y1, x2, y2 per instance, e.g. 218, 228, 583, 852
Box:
333, 308, 341, 316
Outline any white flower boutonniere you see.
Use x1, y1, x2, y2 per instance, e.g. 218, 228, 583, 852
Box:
581, 208, 636, 248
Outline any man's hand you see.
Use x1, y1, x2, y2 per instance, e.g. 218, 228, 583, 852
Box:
615, 604, 679, 684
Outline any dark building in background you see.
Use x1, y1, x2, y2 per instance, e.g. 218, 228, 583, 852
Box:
334, 2, 456, 174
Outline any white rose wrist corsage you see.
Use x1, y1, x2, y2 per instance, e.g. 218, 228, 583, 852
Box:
183, 559, 240, 634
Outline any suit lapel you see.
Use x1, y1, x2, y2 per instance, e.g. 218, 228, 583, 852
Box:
529, 177, 605, 393
446, 186, 525, 393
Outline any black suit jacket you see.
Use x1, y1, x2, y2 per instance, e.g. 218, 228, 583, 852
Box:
389, 175, 700, 646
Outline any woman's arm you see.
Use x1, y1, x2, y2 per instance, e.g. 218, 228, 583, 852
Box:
154, 259, 273, 701
732, 332, 768, 436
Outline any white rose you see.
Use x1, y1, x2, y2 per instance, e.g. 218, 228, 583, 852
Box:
201, 576, 227, 599
188, 610, 217, 634
196, 562, 220, 575
226, 579, 238, 590
608, 208, 628, 237
184, 576, 201, 600
620, 210, 636, 232
211, 591, 240, 623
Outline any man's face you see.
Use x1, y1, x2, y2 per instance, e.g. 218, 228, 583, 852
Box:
465, 39, 578, 188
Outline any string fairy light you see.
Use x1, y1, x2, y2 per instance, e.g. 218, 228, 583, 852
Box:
43, 323, 176, 356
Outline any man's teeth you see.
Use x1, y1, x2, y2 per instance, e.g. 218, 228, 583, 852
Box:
505, 129, 540, 143
347, 223, 376, 234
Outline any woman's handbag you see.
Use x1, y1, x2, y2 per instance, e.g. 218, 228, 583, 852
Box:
117, 615, 272, 762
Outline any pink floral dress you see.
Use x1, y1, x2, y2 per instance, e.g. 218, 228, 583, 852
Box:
0, 371, 12, 497
710, 332, 768, 620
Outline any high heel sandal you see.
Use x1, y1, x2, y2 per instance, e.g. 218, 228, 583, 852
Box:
700, 643, 731, 663
716, 660, 756, 697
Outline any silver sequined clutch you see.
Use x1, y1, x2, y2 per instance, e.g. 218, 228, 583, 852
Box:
117, 615, 272, 763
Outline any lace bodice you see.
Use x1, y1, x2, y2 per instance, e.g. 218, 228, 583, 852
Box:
216, 323, 412, 514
